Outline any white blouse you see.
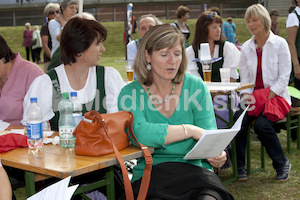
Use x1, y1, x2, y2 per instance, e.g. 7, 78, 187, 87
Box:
286, 6, 300, 28
186, 41, 240, 79
22, 65, 125, 124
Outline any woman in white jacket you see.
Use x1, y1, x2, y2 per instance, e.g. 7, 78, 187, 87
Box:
235, 4, 292, 182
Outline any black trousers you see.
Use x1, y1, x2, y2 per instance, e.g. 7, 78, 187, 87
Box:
32, 47, 42, 62
25, 47, 32, 61
234, 105, 287, 171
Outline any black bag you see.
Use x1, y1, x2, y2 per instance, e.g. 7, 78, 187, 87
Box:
32, 39, 37, 45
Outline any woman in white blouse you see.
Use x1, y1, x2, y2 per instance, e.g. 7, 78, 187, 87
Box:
186, 11, 240, 81
235, 4, 291, 182
22, 17, 125, 131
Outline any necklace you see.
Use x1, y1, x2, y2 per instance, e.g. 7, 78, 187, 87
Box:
147, 83, 175, 103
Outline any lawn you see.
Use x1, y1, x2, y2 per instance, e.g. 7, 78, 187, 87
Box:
2, 17, 299, 200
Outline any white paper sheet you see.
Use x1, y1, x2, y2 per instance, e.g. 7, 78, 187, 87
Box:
184, 106, 248, 159
27, 176, 78, 200
0, 120, 10, 130
206, 82, 242, 93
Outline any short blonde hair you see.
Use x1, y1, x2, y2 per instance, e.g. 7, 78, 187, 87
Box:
44, 2, 60, 17
133, 24, 187, 86
245, 4, 271, 32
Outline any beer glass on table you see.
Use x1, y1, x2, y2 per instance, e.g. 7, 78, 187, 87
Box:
126, 65, 134, 82
200, 43, 212, 82
202, 62, 212, 82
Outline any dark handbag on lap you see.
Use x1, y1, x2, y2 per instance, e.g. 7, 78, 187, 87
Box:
73, 110, 153, 200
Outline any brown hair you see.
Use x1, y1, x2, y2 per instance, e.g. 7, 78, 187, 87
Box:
60, 17, 107, 65
269, 9, 279, 16
176, 5, 190, 19
191, 11, 223, 51
0, 35, 16, 62
133, 24, 187, 86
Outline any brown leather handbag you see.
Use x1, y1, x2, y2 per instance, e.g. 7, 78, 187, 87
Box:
73, 110, 153, 200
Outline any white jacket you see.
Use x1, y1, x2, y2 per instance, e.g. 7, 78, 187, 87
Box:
239, 31, 291, 104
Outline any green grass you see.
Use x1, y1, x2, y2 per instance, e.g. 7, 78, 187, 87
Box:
220, 131, 300, 200
2, 17, 298, 200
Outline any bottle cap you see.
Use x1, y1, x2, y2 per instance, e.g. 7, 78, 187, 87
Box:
30, 97, 38, 103
62, 92, 69, 99
70, 92, 77, 97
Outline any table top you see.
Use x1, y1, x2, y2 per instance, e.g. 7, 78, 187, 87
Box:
208, 82, 255, 95
2, 125, 154, 179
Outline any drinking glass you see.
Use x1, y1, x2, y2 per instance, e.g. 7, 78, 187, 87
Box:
126, 65, 134, 82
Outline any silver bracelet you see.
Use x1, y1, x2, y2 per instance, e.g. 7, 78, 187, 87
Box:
181, 124, 188, 139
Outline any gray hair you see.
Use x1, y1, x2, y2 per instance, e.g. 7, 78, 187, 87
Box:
33, 25, 39, 30
137, 14, 162, 29
60, 0, 78, 13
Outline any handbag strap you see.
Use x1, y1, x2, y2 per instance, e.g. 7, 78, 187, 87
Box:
99, 112, 153, 200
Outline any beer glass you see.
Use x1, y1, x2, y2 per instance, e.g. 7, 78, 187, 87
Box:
126, 65, 134, 82
200, 43, 212, 82
202, 62, 212, 82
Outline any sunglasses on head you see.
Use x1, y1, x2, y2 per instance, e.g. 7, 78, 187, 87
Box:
206, 12, 218, 19
49, 10, 59, 15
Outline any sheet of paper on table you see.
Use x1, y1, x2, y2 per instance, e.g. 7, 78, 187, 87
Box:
0, 120, 10, 130
184, 106, 248, 160
206, 82, 242, 93
27, 176, 78, 200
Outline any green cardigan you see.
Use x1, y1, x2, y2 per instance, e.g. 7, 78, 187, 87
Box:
118, 73, 217, 183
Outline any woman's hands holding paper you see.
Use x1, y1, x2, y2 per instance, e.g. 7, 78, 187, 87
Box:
207, 151, 227, 168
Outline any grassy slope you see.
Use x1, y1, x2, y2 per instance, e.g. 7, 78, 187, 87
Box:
3, 17, 299, 200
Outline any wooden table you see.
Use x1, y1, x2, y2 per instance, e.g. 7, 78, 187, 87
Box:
208, 82, 255, 184
2, 125, 154, 199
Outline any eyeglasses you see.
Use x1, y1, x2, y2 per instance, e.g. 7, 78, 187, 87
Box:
49, 10, 59, 15
273, 14, 279, 16
206, 12, 218, 19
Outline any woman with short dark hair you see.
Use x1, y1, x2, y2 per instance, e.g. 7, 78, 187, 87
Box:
22, 17, 125, 131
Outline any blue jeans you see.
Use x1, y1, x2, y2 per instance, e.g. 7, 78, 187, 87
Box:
234, 105, 287, 171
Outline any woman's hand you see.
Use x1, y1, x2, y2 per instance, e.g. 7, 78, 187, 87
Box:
187, 125, 205, 141
241, 93, 251, 104
55, 14, 66, 27
164, 125, 205, 145
207, 151, 227, 168
268, 90, 277, 99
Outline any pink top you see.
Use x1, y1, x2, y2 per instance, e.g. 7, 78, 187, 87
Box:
0, 53, 44, 125
23, 30, 33, 47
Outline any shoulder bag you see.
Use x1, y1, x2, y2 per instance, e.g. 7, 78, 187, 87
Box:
73, 110, 153, 200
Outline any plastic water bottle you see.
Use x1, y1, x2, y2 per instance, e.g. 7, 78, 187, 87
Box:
26, 97, 43, 150
58, 92, 76, 148
70, 92, 83, 127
